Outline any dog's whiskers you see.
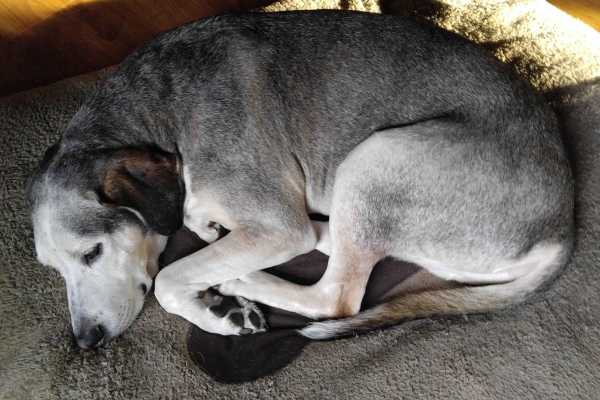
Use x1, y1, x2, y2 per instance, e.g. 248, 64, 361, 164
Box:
113, 302, 136, 335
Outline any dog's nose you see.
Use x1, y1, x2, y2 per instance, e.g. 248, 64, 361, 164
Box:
76, 325, 105, 349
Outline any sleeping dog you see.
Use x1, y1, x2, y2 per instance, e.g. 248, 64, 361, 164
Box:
28, 11, 573, 349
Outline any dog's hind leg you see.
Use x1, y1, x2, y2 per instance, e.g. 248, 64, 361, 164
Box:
217, 135, 403, 320
299, 124, 573, 339
223, 121, 572, 332
300, 242, 568, 339
218, 129, 420, 320
216, 184, 390, 319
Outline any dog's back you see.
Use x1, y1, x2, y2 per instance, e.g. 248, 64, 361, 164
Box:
66, 11, 569, 217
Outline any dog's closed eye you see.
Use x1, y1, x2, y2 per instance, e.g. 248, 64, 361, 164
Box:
83, 243, 102, 266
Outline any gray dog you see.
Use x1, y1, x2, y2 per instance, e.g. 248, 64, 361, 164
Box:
28, 10, 573, 349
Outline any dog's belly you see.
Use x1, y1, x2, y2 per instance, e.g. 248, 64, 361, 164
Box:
406, 256, 537, 285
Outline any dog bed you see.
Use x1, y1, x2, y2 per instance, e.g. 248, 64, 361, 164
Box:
2, 0, 600, 397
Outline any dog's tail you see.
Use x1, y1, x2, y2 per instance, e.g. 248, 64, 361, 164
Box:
300, 242, 570, 340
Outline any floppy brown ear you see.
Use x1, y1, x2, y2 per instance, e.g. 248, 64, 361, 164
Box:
98, 146, 185, 236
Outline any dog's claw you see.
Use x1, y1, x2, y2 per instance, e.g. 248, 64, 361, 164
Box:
199, 288, 267, 334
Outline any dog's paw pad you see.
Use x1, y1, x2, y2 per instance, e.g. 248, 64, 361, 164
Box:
248, 309, 262, 327
229, 311, 244, 327
200, 288, 267, 334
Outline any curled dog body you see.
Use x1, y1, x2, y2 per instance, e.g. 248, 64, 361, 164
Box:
28, 11, 573, 348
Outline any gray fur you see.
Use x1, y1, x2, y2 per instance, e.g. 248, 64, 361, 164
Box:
28, 10, 573, 345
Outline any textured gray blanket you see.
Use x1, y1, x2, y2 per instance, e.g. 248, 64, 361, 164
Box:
2, 0, 599, 398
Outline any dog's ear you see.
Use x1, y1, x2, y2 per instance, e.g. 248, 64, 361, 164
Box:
98, 147, 185, 236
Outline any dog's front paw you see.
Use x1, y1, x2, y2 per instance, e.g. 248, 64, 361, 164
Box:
199, 288, 267, 334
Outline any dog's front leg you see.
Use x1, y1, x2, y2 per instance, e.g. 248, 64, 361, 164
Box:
218, 219, 382, 320
154, 226, 316, 335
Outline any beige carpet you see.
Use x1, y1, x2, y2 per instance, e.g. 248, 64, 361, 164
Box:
2, 0, 599, 398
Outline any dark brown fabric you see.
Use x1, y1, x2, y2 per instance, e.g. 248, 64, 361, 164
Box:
160, 227, 421, 383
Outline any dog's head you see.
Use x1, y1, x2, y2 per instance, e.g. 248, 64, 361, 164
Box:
28, 143, 185, 348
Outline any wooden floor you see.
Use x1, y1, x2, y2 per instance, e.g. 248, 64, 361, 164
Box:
1, 0, 599, 97
0, 0, 274, 97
